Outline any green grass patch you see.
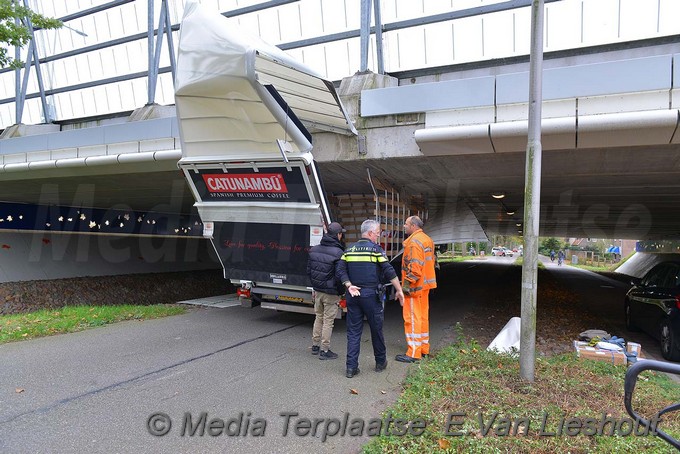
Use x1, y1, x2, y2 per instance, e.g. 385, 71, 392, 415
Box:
438, 256, 478, 263
0, 304, 186, 344
513, 257, 545, 268
572, 263, 616, 272
364, 333, 680, 453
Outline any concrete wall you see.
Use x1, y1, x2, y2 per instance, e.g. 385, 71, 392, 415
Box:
616, 252, 680, 278
0, 232, 220, 283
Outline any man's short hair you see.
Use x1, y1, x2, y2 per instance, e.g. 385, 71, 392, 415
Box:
409, 216, 424, 229
361, 219, 380, 235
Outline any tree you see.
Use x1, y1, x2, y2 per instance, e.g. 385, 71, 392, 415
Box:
506, 235, 523, 249
540, 237, 562, 254
0, 0, 61, 69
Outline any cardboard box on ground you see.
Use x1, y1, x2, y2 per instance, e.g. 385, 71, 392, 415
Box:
573, 340, 644, 366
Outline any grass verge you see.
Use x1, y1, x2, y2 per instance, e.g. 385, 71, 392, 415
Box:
512, 257, 545, 268
438, 256, 478, 263
0, 304, 186, 344
364, 333, 680, 453
572, 263, 616, 272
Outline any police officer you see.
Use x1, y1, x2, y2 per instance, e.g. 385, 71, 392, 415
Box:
337, 219, 405, 378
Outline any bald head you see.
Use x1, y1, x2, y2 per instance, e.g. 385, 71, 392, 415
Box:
408, 216, 424, 228
404, 216, 423, 236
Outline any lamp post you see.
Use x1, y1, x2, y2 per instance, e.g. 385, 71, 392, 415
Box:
520, 0, 545, 383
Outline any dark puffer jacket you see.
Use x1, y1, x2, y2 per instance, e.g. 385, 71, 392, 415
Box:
306, 234, 345, 295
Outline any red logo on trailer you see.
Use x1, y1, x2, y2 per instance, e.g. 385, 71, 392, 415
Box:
202, 173, 288, 193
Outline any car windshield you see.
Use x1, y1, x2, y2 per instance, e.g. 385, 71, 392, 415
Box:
643, 265, 671, 287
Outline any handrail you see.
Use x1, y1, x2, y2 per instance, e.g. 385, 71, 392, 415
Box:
624, 359, 680, 449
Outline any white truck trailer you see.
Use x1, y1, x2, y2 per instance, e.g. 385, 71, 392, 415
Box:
174, 3, 415, 313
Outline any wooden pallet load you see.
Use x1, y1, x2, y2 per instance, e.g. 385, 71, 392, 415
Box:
331, 177, 427, 260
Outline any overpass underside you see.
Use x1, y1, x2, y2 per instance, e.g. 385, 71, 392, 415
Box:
1, 43, 680, 248
312, 44, 680, 243
315, 142, 680, 242
0, 139, 677, 247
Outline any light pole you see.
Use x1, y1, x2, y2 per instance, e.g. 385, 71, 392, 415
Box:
520, 0, 545, 383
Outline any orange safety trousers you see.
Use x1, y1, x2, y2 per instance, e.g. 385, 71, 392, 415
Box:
403, 289, 430, 358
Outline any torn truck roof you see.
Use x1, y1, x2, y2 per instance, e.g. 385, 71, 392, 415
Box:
174, 2, 357, 162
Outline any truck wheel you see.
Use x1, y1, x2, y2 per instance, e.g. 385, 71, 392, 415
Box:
660, 318, 680, 361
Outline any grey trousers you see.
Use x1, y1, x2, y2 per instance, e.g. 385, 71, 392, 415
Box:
312, 291, 341, 351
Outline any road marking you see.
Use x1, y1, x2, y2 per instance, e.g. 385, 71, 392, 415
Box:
600, 285, 615, 289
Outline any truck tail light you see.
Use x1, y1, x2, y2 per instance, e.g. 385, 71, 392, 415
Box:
675, 295, 680, 310
237, 287, 251, 298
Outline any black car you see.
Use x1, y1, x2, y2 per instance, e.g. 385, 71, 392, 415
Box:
624, 261, 680, 361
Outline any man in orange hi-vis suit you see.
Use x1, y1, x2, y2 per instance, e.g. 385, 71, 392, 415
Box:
395, 216, 437, 363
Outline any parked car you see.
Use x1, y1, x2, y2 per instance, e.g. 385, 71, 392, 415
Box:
624, 261, 680, 361
491, 247, 504, 256
491, 247, 513, 257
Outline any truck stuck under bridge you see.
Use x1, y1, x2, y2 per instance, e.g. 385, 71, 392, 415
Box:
174, 3, 420, 314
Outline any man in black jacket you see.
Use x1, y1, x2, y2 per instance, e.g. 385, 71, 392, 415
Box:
306, 222, 346, 360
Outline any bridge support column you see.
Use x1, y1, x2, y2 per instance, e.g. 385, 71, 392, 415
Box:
338, 72, 397, 122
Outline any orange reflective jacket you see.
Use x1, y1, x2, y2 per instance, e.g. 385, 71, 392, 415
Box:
401, 229, 437, 292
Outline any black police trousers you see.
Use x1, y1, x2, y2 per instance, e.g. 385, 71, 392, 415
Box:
345, 289, 386, 370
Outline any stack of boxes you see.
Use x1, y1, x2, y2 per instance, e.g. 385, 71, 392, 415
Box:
573, 340, 643, 366
331, 188, 426, 261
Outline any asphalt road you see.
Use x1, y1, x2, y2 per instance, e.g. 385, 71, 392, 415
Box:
1, 256, 675, 453
0, 281, 471, 454
539, 257, 667, 361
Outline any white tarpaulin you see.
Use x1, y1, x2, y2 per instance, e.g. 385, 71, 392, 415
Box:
487, 316, 521, 354
174, 2, 356, 161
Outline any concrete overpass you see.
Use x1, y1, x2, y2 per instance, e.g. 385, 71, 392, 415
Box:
321, 38, 680, 241
1, 38, 679, 252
